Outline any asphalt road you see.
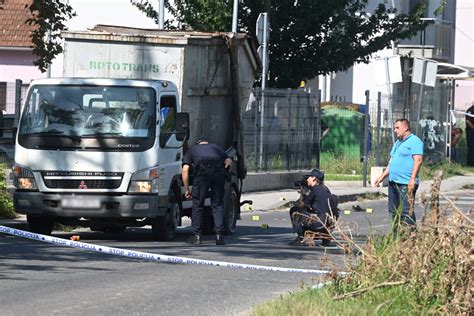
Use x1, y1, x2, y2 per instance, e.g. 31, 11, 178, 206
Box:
1, 190, 472, 315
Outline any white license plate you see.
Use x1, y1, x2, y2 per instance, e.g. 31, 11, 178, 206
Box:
62, 198, 101, 209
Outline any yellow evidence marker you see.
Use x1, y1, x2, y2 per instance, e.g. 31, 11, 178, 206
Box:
252, 215, 260, 221
344, 209, 351, 215
366, 208, 373, 213
244, 205, 253, 211
261, 224, 269, 229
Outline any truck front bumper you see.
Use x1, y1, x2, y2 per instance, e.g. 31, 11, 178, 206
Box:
14, 192, 169, 218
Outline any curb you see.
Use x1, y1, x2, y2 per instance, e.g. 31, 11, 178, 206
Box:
0, 219, 28, 230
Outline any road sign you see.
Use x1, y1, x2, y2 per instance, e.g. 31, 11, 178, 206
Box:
256, 13, 269, 45
413, 57, 438, 87
374, 55, 402, 86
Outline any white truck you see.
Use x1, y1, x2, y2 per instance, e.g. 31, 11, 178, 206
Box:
13, 25, 259, 240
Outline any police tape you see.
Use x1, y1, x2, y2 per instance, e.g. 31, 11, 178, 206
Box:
0, 225, 347, 275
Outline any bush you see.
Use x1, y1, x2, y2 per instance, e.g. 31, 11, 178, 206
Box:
0, 165, 15, 219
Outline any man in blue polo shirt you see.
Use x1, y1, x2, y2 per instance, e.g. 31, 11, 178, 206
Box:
374, 119, 423, 227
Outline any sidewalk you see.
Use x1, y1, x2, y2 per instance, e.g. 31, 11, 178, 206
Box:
1, 175, 473, 229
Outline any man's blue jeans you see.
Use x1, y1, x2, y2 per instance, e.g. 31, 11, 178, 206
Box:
388, 181, 418, 226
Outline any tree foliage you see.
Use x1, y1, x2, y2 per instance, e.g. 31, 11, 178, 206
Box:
26, 0, 76, 73
165, 0, 232, 31
162, 0, 433, 88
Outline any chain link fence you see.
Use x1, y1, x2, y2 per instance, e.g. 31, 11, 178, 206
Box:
243, 88, 321, 172
243, 89, 375, 178
0, 80, 27, 115
318, 102, 371, 176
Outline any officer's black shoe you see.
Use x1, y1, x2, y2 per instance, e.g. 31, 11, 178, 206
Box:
289, 236, 305, 246
321, 239, 331, 247
215, 234, 225, 245
186, 235, 201, 244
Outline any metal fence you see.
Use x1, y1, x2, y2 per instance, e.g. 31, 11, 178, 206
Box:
450, 112, 469, 165
0, 80, 27, 115
0, 80, 23, 166
243, 88, 321, 172
318, 104, 371, 175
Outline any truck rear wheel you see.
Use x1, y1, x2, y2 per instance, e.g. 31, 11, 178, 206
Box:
27, 215, 54, 235
224, 187, 239, 235
152, 203, 179, 241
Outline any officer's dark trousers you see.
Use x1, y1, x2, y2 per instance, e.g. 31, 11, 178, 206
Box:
289, 206, 327, 237
191, 174, 225, 235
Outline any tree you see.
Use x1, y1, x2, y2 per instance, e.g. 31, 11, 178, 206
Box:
165, 0, 232, 31
26, 0, 76, 73
166, 0, 433, 88
27, 0, 437, 88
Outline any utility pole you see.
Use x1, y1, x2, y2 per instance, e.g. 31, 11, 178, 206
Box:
158, 0, 165, 29
232, 0, 238, 33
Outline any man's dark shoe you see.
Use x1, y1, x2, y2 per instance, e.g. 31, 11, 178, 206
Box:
289, 236, 305, 246
186, 235, 201, 244
215, 234, 225, 245
352, 205, 366, 212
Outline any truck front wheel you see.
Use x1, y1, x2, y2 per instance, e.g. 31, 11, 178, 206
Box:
152, 203, 179, 241
224, 187, 239, 235
27, 215, 54, 235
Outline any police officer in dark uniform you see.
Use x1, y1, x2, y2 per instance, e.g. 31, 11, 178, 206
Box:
182, 137, 232, 245
289, 169, 339, 246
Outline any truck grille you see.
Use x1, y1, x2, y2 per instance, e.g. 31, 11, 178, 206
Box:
41, 171, 124, 189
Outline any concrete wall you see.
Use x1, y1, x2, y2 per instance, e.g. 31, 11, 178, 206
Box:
242, 171, 308, 192
241, 171, 366, 193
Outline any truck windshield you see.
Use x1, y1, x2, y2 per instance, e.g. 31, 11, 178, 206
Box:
19, 85, 156, 139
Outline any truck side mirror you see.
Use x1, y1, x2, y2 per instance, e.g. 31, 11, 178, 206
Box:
175, 112, 189, 142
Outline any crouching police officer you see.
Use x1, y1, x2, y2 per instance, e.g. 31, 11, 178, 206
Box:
181, 137, 232, 245
289, 169, 339, 246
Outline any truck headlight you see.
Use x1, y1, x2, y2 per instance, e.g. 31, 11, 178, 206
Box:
129, 167, 160, 193
13, 165, 38, 190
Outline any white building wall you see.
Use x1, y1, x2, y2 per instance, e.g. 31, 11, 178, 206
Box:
454, 0, 474, 110
328, 0, 464, 107
329, 68, 353, 102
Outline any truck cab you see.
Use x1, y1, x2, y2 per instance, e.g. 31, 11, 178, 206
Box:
13, 78, 189, 240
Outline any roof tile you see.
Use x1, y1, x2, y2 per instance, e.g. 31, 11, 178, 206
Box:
0, 0, 35, 48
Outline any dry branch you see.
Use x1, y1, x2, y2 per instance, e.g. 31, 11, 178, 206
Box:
333, 280, 407, 300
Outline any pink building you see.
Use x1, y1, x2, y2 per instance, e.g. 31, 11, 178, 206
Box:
0, 0, 44, 114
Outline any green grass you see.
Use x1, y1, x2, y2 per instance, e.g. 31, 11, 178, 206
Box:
419, 161, 474, 179
325, 174, 363, 181
251, 284, 429, 316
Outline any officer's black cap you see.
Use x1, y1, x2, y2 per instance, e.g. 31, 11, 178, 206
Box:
306, 169, 324, 182
195, 136, 209, 144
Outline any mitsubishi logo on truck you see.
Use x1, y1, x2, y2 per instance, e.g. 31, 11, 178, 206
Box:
78, 181, 88, 189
